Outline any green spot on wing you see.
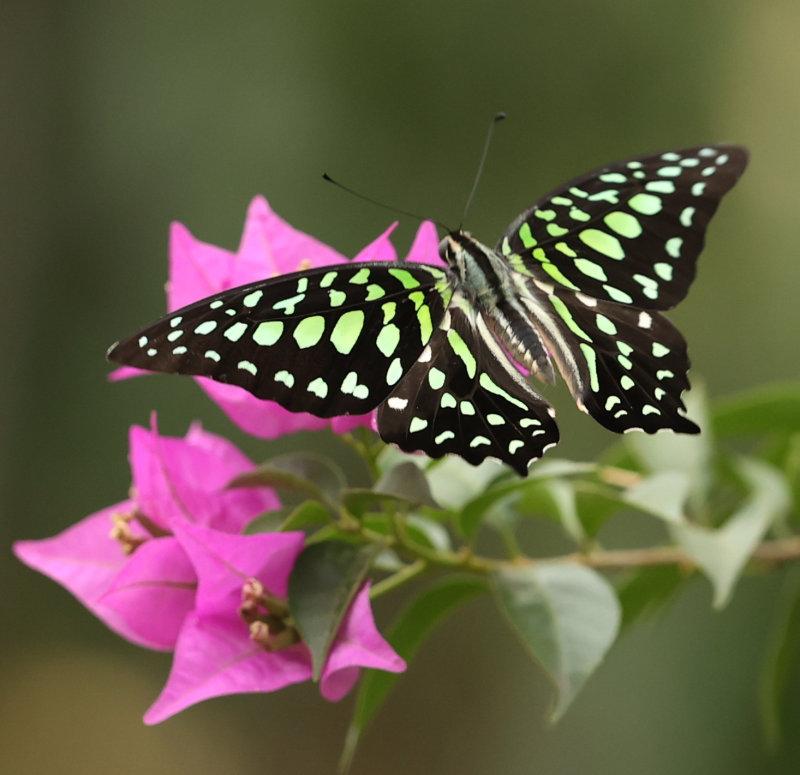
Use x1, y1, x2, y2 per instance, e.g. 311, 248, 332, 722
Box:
628, 193, 662, 215
319, 271, 337, 288
376, 324, 400, 357
417, 304, 434, 344
243, 290, 263, 308
579, 343, 600, 392
645, 180, 676, 194
328, 289, 347, 307
654, 262, 673, 281
603, 211, 642, 239
579, 229, 625, 260
253, 320, 284, 346
388, 268, 420, 289
478, 373, 527, 410
603, 285, 633, 304
666, 237, 683, 258
386, 357, 404, 386
409, 417, 428, 433
382, 301, 396, 324
519, 222, 538, 248
446, 329, 476, 378
274, 369, 295, 387
428, 367, 446, 390
549, 295, 592, 342
542, 262, 580, 290
595, 314, 617, 336
652, 342, 670, 357
330, 310, 365, 355
224, 322, 248, 342
574, 258, 607, 282
307, 377, 328, 398
546, 223, 569, 238
365, 284, 385, 301
293, 316, 325, 349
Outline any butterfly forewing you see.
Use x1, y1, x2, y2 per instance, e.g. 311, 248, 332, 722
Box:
377, 297, 560, 475
108, 262, 453, 417
499, 145, 748, 310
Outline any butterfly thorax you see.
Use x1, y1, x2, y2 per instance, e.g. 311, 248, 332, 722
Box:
440, 231, 556, 383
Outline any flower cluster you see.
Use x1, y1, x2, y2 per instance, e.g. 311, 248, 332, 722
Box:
14, 198, 440, 722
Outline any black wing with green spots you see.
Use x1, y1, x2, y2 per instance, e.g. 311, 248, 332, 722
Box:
377, 298, 560, 475
108, 262, 453, 417
540, 288, 699, 434
499, 145, 748, 310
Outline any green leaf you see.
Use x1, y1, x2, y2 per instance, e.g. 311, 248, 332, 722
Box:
622, 471, 692, 524
458, 459, 595, 540
624, 388, 712, 495
617, 565, 686, 630
244, 500, 332, 534
712, 381, 800, 437
493, 564, 620, 721
573, 484, 626, 539
340, 463, 442, 519
517, 478, 585, 544
340, 575, 487, 773
672, 457, 791, 608
361, 513, 451, 552
424, 455, 507, 510
230, 452, 346, 509
758, 568, 800, 751
289, 540, 382, 679
374, 462, 441, 508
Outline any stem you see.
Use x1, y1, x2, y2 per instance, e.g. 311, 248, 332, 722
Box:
531, 536, 800, 572
370, 559, 428, 599
366, 530, 800, 577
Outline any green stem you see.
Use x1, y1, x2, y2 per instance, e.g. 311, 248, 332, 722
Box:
370, 559, 428, 599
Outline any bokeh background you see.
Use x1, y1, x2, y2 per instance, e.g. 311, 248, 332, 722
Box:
3, 1, 800, 773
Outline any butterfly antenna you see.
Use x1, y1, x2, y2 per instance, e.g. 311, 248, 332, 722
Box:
322, 173, 450, 233
461, 111, 506, 228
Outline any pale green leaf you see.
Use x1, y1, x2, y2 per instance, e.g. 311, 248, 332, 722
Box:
672, 457, 790, 608
622, 471, 692, 524
493, 564, 620, 721
712, 381, 800, 437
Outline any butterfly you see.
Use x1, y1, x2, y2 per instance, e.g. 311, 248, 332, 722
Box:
107, 145, 748, 475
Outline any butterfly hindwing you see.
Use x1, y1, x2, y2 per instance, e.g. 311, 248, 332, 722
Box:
538, 287, 698, 433
376, 297, 560, 475
498, 145, 748, 310
108, 262, 453, 417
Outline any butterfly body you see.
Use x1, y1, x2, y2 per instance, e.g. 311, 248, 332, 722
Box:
108, 145, 748, 475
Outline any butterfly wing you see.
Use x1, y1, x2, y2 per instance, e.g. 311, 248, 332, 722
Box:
498, 145, 748, 310
528, 288, 698, 434
377, 296, 560, 475
108, 262, 453, 417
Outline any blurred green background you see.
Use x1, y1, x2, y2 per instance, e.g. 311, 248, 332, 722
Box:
3, 1, 800, 773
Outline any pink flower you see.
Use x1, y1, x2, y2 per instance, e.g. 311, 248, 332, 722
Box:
111, 196, 441, 439
13, 421, 279, 650
144, 522, 406, 724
